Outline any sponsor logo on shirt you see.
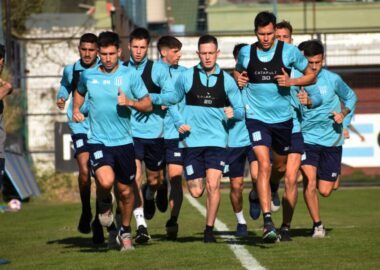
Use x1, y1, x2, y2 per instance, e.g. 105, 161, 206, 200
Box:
319, 86, 328, 96
103, 80, 111, 85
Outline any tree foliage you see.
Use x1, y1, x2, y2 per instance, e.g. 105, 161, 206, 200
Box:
2, 0, 45, 36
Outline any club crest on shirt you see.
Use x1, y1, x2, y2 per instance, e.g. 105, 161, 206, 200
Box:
114, 77, 122, 86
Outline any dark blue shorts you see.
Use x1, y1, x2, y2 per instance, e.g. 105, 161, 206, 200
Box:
165, 139, 183, 165
224, 146, 257, 178
133, 137, 165, 171
246, 119, 293, 155
301, 144, 342, 182
89, 143, 136, 185
289, 132, 305, 154
72, 133, 90, 158
183, 147, 227, 180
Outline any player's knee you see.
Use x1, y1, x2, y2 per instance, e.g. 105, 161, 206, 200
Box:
189, 187, 204, 198
319, 188, 333, 197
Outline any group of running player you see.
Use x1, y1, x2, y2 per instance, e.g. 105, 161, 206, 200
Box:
56, 10, 357, 251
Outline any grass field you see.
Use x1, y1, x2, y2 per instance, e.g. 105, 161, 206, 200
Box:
0, 187, 380, 270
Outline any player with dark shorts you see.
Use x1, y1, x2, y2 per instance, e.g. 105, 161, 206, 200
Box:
125, 28, 177, 243
73, 31, 153, 251
171, 35, 245, 243
56, 33, 105, 244
156, 35, 187, 240
299, 40, 357, 238
235, 11, 316, 242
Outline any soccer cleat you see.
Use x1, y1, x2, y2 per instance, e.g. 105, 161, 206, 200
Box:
143, 184, 156, 220
107, 230, 119, 250
278, 226, 292, 242
135, 225, 151, 244
156, 180, 169, 213
235, 223, 248, 237
203, 229, 216, 243
77, 212, 92, 234
91, 217, 105, 245
271, 191, 281, 212
116, 231, 135, 252
312, 224, 326, 238
262, 221, 278, 243
98, 194, 114, 227
165, 219, 179, 240
249, 189, 261, 220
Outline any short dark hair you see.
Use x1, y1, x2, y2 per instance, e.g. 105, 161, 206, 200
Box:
157, 36, 182, 55
198, 35, 218, 49
276, 20, 293, 35
129, 27, 151, 44
80, 33, 97, 44
300, 40, 324, 57
0, 44, 5, 59
233, 43, 248, 60
254, 11, 276, 33
97, 31, 120, 48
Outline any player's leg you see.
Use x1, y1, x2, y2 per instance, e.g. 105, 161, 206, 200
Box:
164, 138, 184, 240
317, 146, 342, 198
114, 144, 137, 251
183, 147, 206, 198
301, 143, 324, 238
72, 134, 92, 234
226, 147, 248, 236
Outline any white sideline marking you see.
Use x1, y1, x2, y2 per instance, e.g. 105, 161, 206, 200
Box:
185, 194, 266, 270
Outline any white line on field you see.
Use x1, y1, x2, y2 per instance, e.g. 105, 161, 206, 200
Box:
185, 194, 266, 270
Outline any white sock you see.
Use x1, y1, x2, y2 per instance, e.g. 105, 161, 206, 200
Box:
235, 210, 246, 225
133, 207, 147, 228
145, 185, 155, 200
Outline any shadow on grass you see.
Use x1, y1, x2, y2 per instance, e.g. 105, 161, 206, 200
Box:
47, 237, 109, 253
289, 228, 333, 238
151, 231, 272, 248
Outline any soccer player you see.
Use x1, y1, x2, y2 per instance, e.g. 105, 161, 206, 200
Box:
126, 27, 176, 243
173, 35, 245, 243
273, 21, 323, 241
235, 11, 316, 242
56, 33, 105, 244
156, 35, 187, 240
73, 31, 152, 251
299, 40, 357, 238
226, 43, 260, 237
0, 44, 13, 203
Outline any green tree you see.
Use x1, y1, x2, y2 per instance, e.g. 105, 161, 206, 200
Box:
2, 0, 45, 36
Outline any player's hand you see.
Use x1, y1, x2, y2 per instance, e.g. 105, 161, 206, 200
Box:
0, 79, 13, 97
343, 128, 350, 139
73, 111, 85, 122
161, 105, 167, 110
237, 71, 248, 88
297, 87, 310, 106
224, 106, 234, 119
56, 97, 66, 110
118, 88, 135, 107
178, 124, 191, 134
274, 68, 291, 87
331, 111, 344, 124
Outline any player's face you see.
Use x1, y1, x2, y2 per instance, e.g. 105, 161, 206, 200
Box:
256, 23, 276, 51
78, 42, 97, 66
306, 54, 324, 75
162, 47, 182, 66
129, 39, 148, 64
99, 45, 121, 72
197, 43, 219, 72
275, 28, 292, 44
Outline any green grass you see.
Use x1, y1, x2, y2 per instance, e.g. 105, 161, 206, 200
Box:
0, 188, 380, 269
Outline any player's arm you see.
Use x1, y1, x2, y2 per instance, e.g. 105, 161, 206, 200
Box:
72, 73, 87, 122
225, 73, 244, 120
56, 65, 72, 110
150, 66, 181, 106
332, 76, 357, 124
118, 88, 152, 112
0, 79, 13, 100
